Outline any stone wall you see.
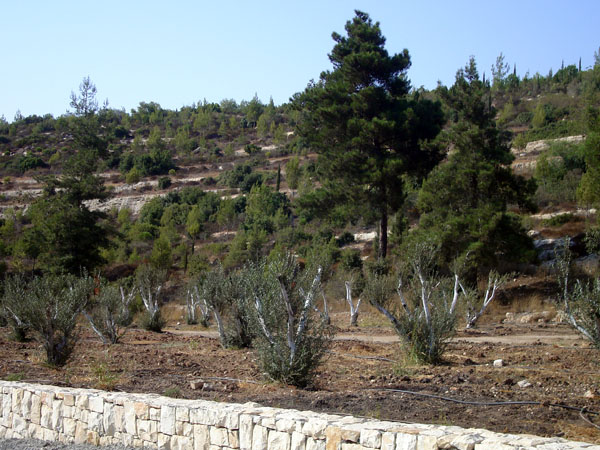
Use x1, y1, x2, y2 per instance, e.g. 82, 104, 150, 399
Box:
0, 381, 597, 450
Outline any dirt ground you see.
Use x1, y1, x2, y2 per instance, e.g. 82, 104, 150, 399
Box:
1, 302, 600, 445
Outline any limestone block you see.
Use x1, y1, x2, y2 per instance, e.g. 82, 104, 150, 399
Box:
43, 427, 58, 442
360, 429, 382, 448
40, 404, 52, 428
150, 407, 161, 421
121, 432, 135, 447
62, 405, 72, 419
103, 402, 115, 436
63, 418, 77, 437
89, 395, 104, 413
172, 435, 192, 450
438, 434, 484, 450
62, 393, 75, 406
341, 429, 361, 443
229, 429, 240, 448
225, 410, 241, 429
304, 418, 329, 439
416, 435, 438, 450
277, 418, 298, 433
176, 406, 190, 422
138, 419, 158, 443
158, 432, 172, 450
307, 437, 326, 450
11, 388, 23, 413
395, 433, 417, 450
176, 420, 184, 435
28, 422, 43, 440
210, 426, 230, 446
86, 429, 100, 446
30, 394, 41, 425
239, 414, 254, 450
292, 431, 307, 450
11, 413, 27, 435
88, 411, 103, 433
133, 438, 145, 448
2, 393, 11, 418
74, 421, 87, 444
474, 443, 516, 450
135, 401, 150, 420
161, 405, 177, 435
79, 409, 89, 424
124, 401, 137, 435
21, 390, 31, 418
261, 416, 277, 429
182, 421, 193, 437
268, 430, 291, 450
193, 424, 210, 450
41, 391, 55, 406
50, 400, 62, 431
382, 433, 396, 450
325, 426, 342, 450
252, 424, 269, 450
114, 405, 124, 433
75, 393, 88, 409
341, 444, 366, 450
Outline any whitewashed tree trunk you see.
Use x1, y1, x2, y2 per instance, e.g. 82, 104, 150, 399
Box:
344, 281, 362, 326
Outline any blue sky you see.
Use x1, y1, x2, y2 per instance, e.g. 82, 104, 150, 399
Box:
2, 0, 598, 120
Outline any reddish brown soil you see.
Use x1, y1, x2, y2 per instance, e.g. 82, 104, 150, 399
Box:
1, 314, 600, 444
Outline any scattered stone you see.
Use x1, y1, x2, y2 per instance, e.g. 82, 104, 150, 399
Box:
493, 359, 504, 367
517, 380, 532, 388
584, 390, 596, 399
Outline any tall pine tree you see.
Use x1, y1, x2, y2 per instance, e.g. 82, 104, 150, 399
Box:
294, 11, 443, 259
417, 58, 536, 274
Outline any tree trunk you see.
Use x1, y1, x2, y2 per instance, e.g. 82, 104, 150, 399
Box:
378, 210, 388, 259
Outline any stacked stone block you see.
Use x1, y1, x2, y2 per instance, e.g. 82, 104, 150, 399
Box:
0, 381, 597, 450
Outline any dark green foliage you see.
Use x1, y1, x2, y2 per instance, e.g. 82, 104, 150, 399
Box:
578, 129, 600, 206
14, 154, 46, 173
418, 58, 536, 274
157, 176, 171, 190
294, 10, 443, 258
339, 248, 363, 271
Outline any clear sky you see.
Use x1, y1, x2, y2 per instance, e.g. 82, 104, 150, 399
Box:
2, 0, 598, 120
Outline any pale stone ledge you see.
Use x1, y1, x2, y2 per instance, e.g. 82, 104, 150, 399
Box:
0, 381, 598, 450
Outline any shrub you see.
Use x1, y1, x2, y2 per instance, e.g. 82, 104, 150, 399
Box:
365, 242, 460, 364
158, 176, 172, 190
556, 242, 600, 347
243, 254, 334, 387
84, 280, 136, 344
136, 264, 167, 332
125, 167, 142, 184
1, 274, 93, 366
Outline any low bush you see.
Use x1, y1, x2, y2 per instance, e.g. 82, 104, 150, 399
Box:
1, 274, 93, 366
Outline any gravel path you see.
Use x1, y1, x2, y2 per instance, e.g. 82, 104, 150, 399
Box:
0, 438, 144, 449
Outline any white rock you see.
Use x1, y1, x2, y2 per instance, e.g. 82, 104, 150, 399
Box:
493, 359, 504, 367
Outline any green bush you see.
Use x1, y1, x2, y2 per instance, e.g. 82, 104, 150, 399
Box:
243, 255, 334, 387
364, 243, 458, 364
1, 274, 93, 366
157, 176, 172, 190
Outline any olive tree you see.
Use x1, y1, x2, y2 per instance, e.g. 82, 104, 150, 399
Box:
2, 274, 93, 366
84, 280, 136, 344
244, 254, 334, 387
366, 243, 461, 364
